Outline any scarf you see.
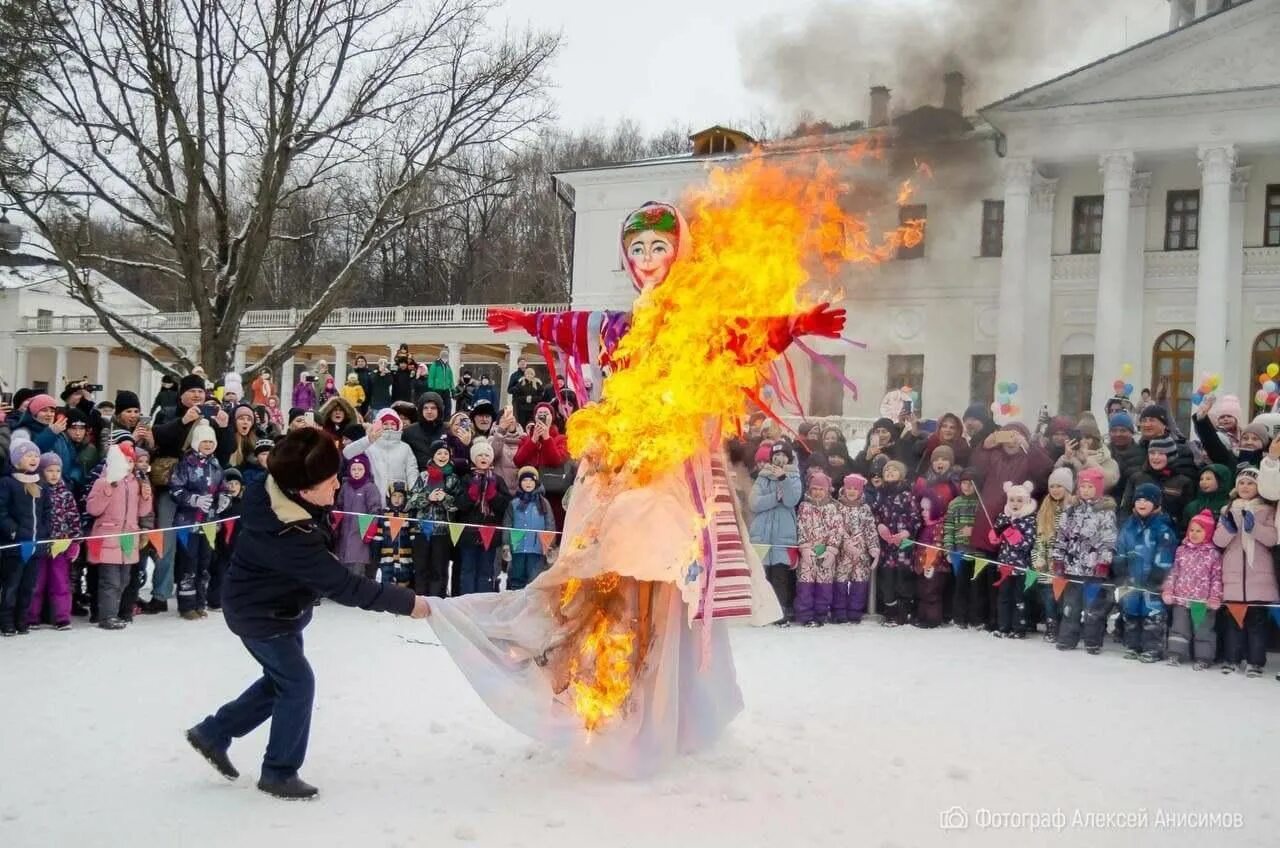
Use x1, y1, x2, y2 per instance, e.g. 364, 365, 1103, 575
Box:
14, 471, 41, 499
426, 462, 452, 484
1231, 497, 1263, 570
468, 471, 498, 517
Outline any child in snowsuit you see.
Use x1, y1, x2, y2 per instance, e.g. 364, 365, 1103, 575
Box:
1114, 482, 1177, 662
943, 468, 982, 628
502, 466, 556, 590
406, 439, 461, 597
835, 474, 878, 623
750, 441, 802, 621
912, 445, 957, 628
0, 440, 50, 635
1032, 467, 1073, 642
992, 480, 1037, 638
1212, 466, 1278, 677
871, 460, 921, 626
340, 373, 366, 411
169, 421, 230, 619
336, 454, 383, 578
208, 468, 244, 609
375, 483, 416, 585
119, 446, 157, 622
1182, 463, 1232, 528
794, 470, 844, 627
1051, 466, 1118, 654
1162, 510, 1223, 669
454, 438, 511, 594
84, 443, 152, 631
27, 452, 79, 630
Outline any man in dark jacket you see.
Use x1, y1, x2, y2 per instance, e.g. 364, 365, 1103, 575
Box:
185, 428, 427, 800
1108, 411, 1146, 501
402, 392, 446, 470
1135, 404, 1197, 479
352, 356, 373, 417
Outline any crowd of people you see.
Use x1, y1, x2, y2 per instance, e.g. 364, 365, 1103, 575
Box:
0, 350, 583, 635
736, 391, 1280, 679
6, 359, 1280, 682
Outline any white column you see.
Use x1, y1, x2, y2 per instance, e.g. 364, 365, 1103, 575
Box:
280, 355, 295, 393
53, 345, 68, 394
996, 158, 1033, 413
387, 344, 398, 362
95, 345, 112, 400
1025, 173, 1057, 417
1226, 165, 1249, 398
14, 346, 28, 390
1091, 151, 1134, 417
1123, 173, 1152, 392
233, 345, 247, 374
504, 342, 523, 406
1194, 144, 1236, 383
447, 342, 463, 374
332, 344, 348, 387
138, 357, 154, 411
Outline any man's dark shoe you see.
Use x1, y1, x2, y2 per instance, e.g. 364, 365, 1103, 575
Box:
185, 728, 239, 780
257, 775, 318, 800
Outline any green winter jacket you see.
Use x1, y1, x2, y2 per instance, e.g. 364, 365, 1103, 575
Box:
426, 360, 453, 393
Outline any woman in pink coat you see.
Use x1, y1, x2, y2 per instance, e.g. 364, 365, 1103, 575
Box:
86, 443, 154, 630
1212, 466, 1278, 676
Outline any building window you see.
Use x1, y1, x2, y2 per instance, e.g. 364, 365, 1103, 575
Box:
980, 200, 1004, 257
887, 354, 925, 409
1071, 195, 1104, 254
36, 308, 52, 332
897, 204, 926, 259
1164, 190, 1199, 251
970, 354, 996, 408
1058, 355, 1094, 417
1252, 330, 1280, 417
1266, 184, 1280, 247
808, 354, 847, 417
1152, 330, 1196, 427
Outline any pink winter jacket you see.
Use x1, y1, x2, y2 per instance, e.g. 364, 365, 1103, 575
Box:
1212, 499, 1279, 604
85, 474, 153, 565
1162, 542, 1223, 607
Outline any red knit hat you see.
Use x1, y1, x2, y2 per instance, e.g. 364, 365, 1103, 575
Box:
1187, 509, 1216, 540
1077, 466, 1105, 494
754, 441, 773, 465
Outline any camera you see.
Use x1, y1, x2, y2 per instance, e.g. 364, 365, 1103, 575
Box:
84, 383, 104, 393
304, 374, 317, 383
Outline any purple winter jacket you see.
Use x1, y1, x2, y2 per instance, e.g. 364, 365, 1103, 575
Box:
292, 381, 318, 411
335, 481, 383, 565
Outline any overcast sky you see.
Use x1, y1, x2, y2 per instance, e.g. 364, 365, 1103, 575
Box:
503, 0, 1172, 133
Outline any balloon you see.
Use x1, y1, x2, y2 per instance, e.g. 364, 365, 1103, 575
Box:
1124, 383, 1134, 395
1209, 375, 1221, 389
1266, 381, 1277, 394
1000, 404, 1011, 415
1009, 405, 1021, 417
1191, 392, 1203, 405
1122, 363, 1133, 376
1112, 379, 1125, 392
1007, 382, 1019, 394
1257, 390, 1269, 407
1261, 373, 1270, 386
1268, 364, 1279, 379
1271, 393, 1279, 407
997, 381, 1009, 394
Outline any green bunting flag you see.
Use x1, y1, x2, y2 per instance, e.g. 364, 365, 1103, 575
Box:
971, 559, 988, 580
448, 523, 464, 545
813, 543, 827, 557
510, 529, 527, 549
119, 533, 136, 558
752, 543, 771, 562
357, 514, 376, 541
1023, 567, 1038, 591
1188, 600, 1208, 630
897, 537, 914, 550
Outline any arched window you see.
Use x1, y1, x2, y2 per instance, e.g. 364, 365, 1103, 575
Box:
1152, 330, 1196, 426
1252, 330, 1280, 418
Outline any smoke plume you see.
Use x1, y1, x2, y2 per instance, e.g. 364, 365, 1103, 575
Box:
738, 0, 1165, 124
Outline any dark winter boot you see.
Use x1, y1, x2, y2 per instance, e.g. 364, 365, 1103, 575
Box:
1043, 621, 1058, 643
186, 728, 239, 780
257, 775, 318, 800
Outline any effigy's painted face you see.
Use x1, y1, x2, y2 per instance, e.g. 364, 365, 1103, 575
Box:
624, 230, 677, 291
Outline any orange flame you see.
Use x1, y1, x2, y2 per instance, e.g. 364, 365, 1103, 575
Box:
567, 150, 917, 486
567, 609, 636, 732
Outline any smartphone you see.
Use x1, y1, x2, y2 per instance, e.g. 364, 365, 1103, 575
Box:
903, 398, 914, 416
0, 391, 11, 405
138, 415, 152, 427
304, 411, 316, 426
1067, 429, 1082, 442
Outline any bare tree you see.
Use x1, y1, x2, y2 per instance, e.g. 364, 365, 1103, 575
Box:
0, 0, 557, 376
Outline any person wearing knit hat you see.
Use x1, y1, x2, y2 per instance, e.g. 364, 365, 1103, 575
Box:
1115, 471, 1178, 662
913, 443, 958, 628
504, 465, 555, 591
1045, 466, 1072, 493
37, 451, 62, 473
339, 408, 416, 497
1119, 436, 1194, 522
1045, 415, 1075, 458
517, 466, 539, 484
1163, 509, 1223, 669
9, 438, 41, 471
794, 467, 841, 627
406, 429, 462, 598
114, 389, 141, 416
287, 407, 310, 431
454, 437, 510, 594
753, 441, 773, 468
1051, 462, 1118, 653
834, 473, 875, 624
1147, 436, 1176, 456
750, 436, 803, 621
1032, 466, 1074, 641
991, 480, 1037, 638
179, 374, 207, 397
469, 436, 496, 466
770, 441, 795, 464
869, 455, 919, 626
222, 373, 245, 403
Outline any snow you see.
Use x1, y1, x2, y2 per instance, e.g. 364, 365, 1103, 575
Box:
2, 609, 1278, 847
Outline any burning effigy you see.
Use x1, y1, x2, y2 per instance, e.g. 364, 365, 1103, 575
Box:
426, 149, 919, 775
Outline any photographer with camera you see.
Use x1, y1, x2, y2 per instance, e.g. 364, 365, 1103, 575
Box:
452, 371, 476, 415
291, 371, 319, 412
61, 379, 106, 445
390, 350, 415, 405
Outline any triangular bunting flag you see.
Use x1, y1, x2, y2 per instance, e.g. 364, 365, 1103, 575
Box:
478, 525, 497, 550
971, 559, 988, 580
539, 530, 557, 551
813, 543, 827, 557
357, 514, 377, 542
176, 526, 192, 550
386, 516, 405, 542
50, 539, 72, 558
1188, 600, 1208, 630
1052, 577, 1068, 602
223, 518, 237, 543
145, 530, 165, 557
330, 512, 344, 529
87, 537, 104, 561
448, 523, 464, 545
1227, 602, 1248, 629
1082, 583, 1101, 607
992, 564, 1013, 587
511, 529, 527, 550
19, 541, 36, 563
418, 519, 434, 536
897, 537, 914, 550
949, 551, 965, 575
119, 533, 136, 558
752, 542, 771, 562
1023, 567, 1038, 591
201, 523, 218, 548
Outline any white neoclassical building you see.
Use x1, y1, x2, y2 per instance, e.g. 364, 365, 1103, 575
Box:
555, 0, 1280, 427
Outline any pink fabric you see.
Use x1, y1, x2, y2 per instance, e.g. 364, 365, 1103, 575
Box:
85, 474, 153, 564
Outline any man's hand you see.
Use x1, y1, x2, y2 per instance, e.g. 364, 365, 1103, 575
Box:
499, 406, 516, 431
214, 409, 229, 429
366, 421, 383, 442
410, 596, 431, 619
429, 489, 445, 502
183, 406, 201, 425
1269, 434, 1280, 460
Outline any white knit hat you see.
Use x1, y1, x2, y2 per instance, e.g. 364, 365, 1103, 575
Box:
190, 420, 217, 448
1048, 466, 1074, 491
470, 437, 495, 464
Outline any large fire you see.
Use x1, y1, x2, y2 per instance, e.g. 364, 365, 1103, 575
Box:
566, 150, 922, 487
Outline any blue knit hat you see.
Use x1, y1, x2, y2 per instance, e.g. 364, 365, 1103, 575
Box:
1108, 411, 1135, 432
9, 440, 40, 468
1134, 482, 1163, 506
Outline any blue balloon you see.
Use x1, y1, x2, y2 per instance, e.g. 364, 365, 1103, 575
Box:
1124, 382, 1134, 395
1007, 382, 1018, 394
1191, 392, 1204, 405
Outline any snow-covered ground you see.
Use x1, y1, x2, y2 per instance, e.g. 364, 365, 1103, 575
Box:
3, 608, 1277, 848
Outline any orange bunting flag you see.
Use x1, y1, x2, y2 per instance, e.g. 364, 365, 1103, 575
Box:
1227, 602, 1248, 629
223, 519, 237, 543
539, 531, 557, 551
1052, 577, 1068, 602
145, 530, 165, 557
386, 516, 405, 541
478, 525, 497, 550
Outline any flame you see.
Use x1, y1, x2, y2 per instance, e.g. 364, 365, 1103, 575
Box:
567, 150, 917, 486
567, 608, 636, 732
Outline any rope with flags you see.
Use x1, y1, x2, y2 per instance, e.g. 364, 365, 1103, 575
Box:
0, 516, 238, 564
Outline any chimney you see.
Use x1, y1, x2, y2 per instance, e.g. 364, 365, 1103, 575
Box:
943, 71, 964, 114
869, 85, 890, 128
